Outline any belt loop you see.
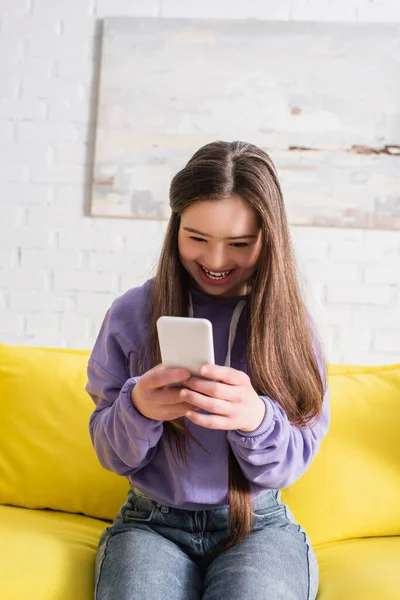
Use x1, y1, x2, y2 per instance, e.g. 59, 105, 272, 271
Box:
160, 505, 170, 514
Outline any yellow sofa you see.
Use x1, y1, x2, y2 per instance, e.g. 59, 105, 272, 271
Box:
0, 342, 399, 600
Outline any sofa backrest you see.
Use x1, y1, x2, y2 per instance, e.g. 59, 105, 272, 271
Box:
281, 362, 400, 545
0, 343, 399, 545
0, 343, 128, 522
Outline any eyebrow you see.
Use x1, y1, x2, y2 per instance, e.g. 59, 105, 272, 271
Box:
183, 227, 257, 240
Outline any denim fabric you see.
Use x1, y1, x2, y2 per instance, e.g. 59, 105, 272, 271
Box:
94, 488, 318, 600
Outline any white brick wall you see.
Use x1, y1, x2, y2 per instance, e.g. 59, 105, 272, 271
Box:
0, 0, 399, 364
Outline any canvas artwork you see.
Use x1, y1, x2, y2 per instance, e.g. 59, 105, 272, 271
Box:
91, 17, 400, 229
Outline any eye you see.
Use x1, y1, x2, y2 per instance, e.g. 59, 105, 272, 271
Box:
189, 236, 207, 243
230, 242, 249, 248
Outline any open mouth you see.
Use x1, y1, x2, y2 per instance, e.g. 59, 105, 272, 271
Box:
200, 265, 234, 281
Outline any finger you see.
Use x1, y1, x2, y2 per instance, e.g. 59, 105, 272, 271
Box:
156, 387, 188, 405
183, 378, 236, 402
154, 386, 205, 406
184, 409, 234, 430
199, 364, 248, 386
184, 377, 237, 401
163, 402, 196, 420
180, 388, 231, 416
146, 365, 191, 389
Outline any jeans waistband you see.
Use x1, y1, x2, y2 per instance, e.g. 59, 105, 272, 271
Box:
129, 485, 280, 514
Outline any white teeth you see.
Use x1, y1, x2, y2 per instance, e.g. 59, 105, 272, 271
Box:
202, 266, 232, 279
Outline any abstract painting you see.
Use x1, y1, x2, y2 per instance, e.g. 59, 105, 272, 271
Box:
91, 17, 400, 228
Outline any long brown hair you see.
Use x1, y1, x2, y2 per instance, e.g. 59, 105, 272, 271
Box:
138, 140, 326, 548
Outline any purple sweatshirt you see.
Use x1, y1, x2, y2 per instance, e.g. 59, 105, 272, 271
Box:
86, 279, 330, 510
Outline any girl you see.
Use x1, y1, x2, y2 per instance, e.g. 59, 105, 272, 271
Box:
86, 140, 330, 600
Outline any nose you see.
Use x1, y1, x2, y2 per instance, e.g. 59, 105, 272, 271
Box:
203, 244, 230, 271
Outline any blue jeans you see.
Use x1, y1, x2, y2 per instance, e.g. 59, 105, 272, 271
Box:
95, 488, 318, 600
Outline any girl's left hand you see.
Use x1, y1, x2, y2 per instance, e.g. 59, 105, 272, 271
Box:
180, 365, 266, 432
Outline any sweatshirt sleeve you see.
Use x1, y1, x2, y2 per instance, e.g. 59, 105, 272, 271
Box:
227, 387, 330, 489
86, 286, 164, 478
227, 331, 330, 490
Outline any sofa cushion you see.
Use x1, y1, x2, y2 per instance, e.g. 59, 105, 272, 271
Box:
316, 536, 400, 599
0, 505, 106, 600
0, 343, 128, 521
1, 505, 399, 600
281, 363, 400, 545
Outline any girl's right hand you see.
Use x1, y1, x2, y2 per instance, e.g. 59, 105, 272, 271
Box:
131, 365, 193, 421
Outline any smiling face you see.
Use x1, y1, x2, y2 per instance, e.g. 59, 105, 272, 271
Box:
178, 195, 262, 298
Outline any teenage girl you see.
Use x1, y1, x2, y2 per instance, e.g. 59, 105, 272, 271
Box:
86, 140, 330, 600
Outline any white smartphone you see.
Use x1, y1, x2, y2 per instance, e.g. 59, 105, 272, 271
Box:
156, 316, 215, 377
